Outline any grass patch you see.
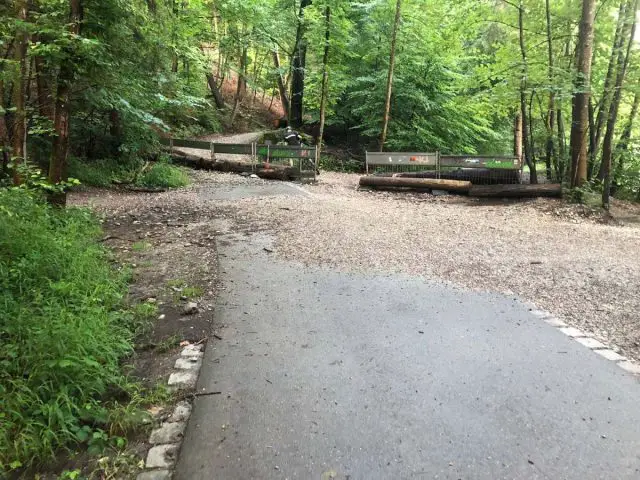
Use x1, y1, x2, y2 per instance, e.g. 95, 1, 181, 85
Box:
156, 335, 182, 353
182, 286, 204, 299
67, 157, 138, 187
68, 156, 190, 190
0, 189, 152, 473
166, 279, 203, 302
132, 241, 152, 252
137, 162, 190, 189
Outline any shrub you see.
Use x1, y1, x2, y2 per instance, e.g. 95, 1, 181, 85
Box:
137, 162, 190, 189
0, 190, 142, 472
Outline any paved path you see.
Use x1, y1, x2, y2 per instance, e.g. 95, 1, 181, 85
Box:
175, 183, 640, 480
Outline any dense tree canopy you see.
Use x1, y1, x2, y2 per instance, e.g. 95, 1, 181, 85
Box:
1, 0, 639, 203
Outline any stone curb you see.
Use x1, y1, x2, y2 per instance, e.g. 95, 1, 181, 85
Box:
535, 309, 640, 376
137, 344, 204, 480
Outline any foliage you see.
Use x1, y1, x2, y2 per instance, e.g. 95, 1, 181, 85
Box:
0, 190, 150, 472
138, 161, 190, 189
68, 156, 190, 189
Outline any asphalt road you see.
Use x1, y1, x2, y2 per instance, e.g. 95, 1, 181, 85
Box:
175, 184, 640, 480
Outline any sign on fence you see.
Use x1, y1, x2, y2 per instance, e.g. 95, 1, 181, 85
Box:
365, 152, 438, 174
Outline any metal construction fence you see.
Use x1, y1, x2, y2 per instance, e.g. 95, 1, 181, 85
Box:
365, 151, 523, 185
160, 137, 319, 181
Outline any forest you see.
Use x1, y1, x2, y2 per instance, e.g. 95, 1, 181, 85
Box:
1, 0, 639, 475
0, 0, 639, 203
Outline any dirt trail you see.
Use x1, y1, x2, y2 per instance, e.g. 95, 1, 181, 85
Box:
172, 131, 264, 163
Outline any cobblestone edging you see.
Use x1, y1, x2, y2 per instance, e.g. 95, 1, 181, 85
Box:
137, 344, 204, 480
528, 308, 640, 375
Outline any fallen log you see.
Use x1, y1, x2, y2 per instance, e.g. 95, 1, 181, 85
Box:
359, 175, 471, 192
170, 152, 300, 180
469, 183, 563, 198
390, 168, 521, 185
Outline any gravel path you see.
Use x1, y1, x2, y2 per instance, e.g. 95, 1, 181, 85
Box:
72, 170, 640, 363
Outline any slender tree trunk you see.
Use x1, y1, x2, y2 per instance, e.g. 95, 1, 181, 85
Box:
379, 0, 402, 152
49, 0, 83, 206
518, 0, 537, 184
109, 109, 121, 158
612, 90, 639, 189
34, 54, 54, 122
239, 42, 248, 97
601, 0, 637, 208
0, 80, 9, 177
206, 73, 227, 109
588, 97, 596, 176
557, 106, 567, 180
544, 0, 555, 181
272, 50, 290, 118
290, 0, 312, 127
615, 91, 638, 156
12, 0, 29, 185
569, 0, 596, 188
317, 6, 331, 147
514, 113, 523, 160
589, 0, 626, 177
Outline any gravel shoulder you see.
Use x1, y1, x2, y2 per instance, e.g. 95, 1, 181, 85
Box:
72, 170, 640, 364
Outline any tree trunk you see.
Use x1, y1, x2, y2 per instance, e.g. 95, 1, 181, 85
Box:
615, 90, 638, 157
272, 50, 290, 118
590, 0, 627, 177
0, 80, 9, 177
206, 73, 226, 109
109, 109, 122, 158
470, 183, 563, 198
290, 0, 312, 127
514, 113, 523, 160
12, 0, 29, 185
569, 0, 596, 188
518, 0, 537, 184
557, 104, 567, 181
601, 0, 637, 208
612, 90, 639, 188
49, 0, 83, 206
379, 0, 402, 151
544, 0, 555, 182
359, 175, 471, 193
317, 6, 331, 147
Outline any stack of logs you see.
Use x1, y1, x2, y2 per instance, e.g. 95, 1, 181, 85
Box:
358, 175, 562, 198
169, 151, 302, 181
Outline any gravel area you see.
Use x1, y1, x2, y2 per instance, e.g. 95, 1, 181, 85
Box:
72, 169, 640, 364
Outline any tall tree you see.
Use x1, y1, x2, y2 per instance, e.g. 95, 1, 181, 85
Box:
518, 0, 537, 184
601, 0, 637, 208
49, 0, 83, 205
317, 6, 331, 147
272, 49, 290, 118
290, 0, 312, 127
379, 0, 402, 151
569, 0, 597, 188
589, 0, 627, 178
11, 0, 28, 185
544, 0, 555, 181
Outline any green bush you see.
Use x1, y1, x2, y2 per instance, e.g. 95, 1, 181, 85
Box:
138, 162, 190, 189
67, 157, 141, 187
0, 190, 143, 472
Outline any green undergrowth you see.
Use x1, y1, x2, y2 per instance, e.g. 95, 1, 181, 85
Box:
68, 156, 189, 190
319, 154, 363, 173
0, 189, 158, 474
